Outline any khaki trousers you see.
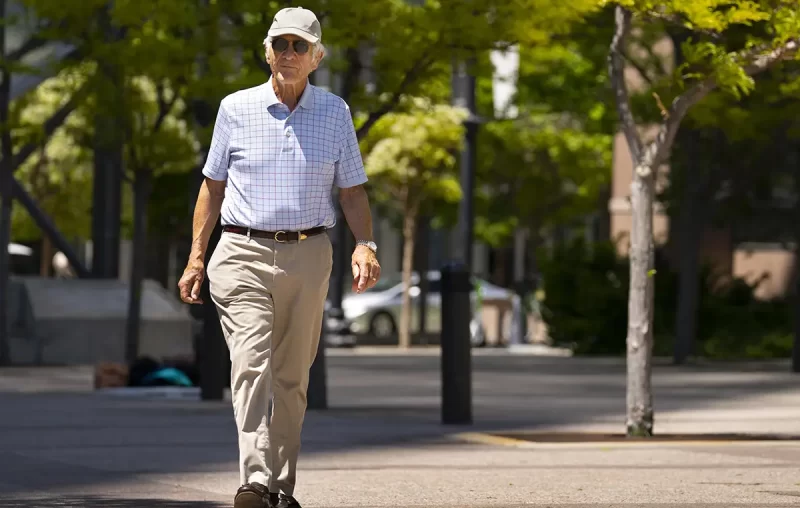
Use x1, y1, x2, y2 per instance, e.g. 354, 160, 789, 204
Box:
207, 230, 332, 496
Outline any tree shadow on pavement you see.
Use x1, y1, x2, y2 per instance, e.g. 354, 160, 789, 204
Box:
0, 497, 225, 507
2, 355, 800, 502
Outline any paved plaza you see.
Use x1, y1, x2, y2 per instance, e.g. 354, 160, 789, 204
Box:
1, 350, 799, 507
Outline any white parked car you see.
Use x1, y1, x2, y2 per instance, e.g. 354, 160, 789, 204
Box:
341, 270, 514, 346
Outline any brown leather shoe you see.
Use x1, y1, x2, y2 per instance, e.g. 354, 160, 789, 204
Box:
234, 482, 278, 508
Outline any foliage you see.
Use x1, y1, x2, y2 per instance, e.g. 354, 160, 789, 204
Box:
361, 98, 467, 348
7, 0, 214, 244
6, 0, 612, 249
0, 0, 97, 243
361, 98, 467, 216
224, 0, 601, 137
10, 66, 94, 242
123, 78, 198, 177
477, 115, 612, 247
608, 0, 800, 133
606, 0, 800, 435
515, 7, 618, 133
539, 238, 793, 358
8, 72, 197, 243
474, 7, 616, 247
653, 262, 793, 359
538, 238, 629, 355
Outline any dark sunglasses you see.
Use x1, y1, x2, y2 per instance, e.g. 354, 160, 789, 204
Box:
271, 37, 310, 55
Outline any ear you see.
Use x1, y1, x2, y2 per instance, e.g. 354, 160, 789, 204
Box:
310, 48, 324, 71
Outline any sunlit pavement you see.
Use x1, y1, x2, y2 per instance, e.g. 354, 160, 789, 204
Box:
1, 352, 799, 507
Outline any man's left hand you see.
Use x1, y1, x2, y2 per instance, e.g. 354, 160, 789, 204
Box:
351, 245, 381, 293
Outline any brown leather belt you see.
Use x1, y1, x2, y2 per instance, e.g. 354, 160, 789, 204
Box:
222, 225, 327, 243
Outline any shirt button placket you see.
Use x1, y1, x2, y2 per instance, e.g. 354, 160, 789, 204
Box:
283, 124, 295, 155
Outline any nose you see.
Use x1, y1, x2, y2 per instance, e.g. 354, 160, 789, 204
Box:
281, 44, 297, 59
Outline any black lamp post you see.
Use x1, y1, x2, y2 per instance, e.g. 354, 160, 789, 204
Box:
452, 58, 479, 268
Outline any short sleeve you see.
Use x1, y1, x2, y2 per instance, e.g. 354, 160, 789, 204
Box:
334, 103, 368, 188
201, 102, 232, 181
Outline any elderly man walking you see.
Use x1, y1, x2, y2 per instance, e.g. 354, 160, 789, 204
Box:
178, 7, 381, 508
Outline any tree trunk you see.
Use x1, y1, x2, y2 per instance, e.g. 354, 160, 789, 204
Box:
673, 129, 706, 365
603, 0, 792, 435
609, 5, 657, 438
398, 202, 418, 349
92, 10, 124, 280
416, 217, 430, 337
125, 170, 152, 364
40, 235, 53, 277
673, 201, 704, 365
626, 165, 656, 436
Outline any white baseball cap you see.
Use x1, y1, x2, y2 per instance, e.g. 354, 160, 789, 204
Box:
268, 7, 321, 44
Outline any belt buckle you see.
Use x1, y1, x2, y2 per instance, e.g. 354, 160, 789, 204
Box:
274, 231, 287, 243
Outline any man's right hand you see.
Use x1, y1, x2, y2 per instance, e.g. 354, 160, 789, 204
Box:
178, 261, 205, 304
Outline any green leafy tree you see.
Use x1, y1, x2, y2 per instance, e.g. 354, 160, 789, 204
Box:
223, 0, 599, 139
11, 65, 94, 247
16, 0, 219, 356
0, 0, 97, 363
121, 76, 198, 360
606, 0, 800, 437
94, 1, 209, 361
600, 9, 800, 370
0, 0, 97, 250
473, 8, 614, 297
478, 116, 612, 246
361, 99, 467, 348
663, 74, 800, 369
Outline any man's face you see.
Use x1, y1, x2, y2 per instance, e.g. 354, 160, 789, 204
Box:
267, 34, 320, 84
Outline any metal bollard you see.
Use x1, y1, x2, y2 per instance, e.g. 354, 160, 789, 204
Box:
440, 262, 473, 425
307, 311, 328, 410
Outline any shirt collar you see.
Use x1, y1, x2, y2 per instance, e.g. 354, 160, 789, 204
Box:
265, 77, 315, 110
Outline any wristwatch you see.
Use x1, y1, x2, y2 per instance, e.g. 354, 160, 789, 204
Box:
357, 240, 377, 253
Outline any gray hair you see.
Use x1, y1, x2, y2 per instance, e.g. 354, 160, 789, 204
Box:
263, 35, 325, 60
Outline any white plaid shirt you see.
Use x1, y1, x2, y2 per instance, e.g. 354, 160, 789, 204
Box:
202, 78, 368, 231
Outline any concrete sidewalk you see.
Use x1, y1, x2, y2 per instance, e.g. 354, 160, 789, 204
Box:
1, 353, 799, 507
